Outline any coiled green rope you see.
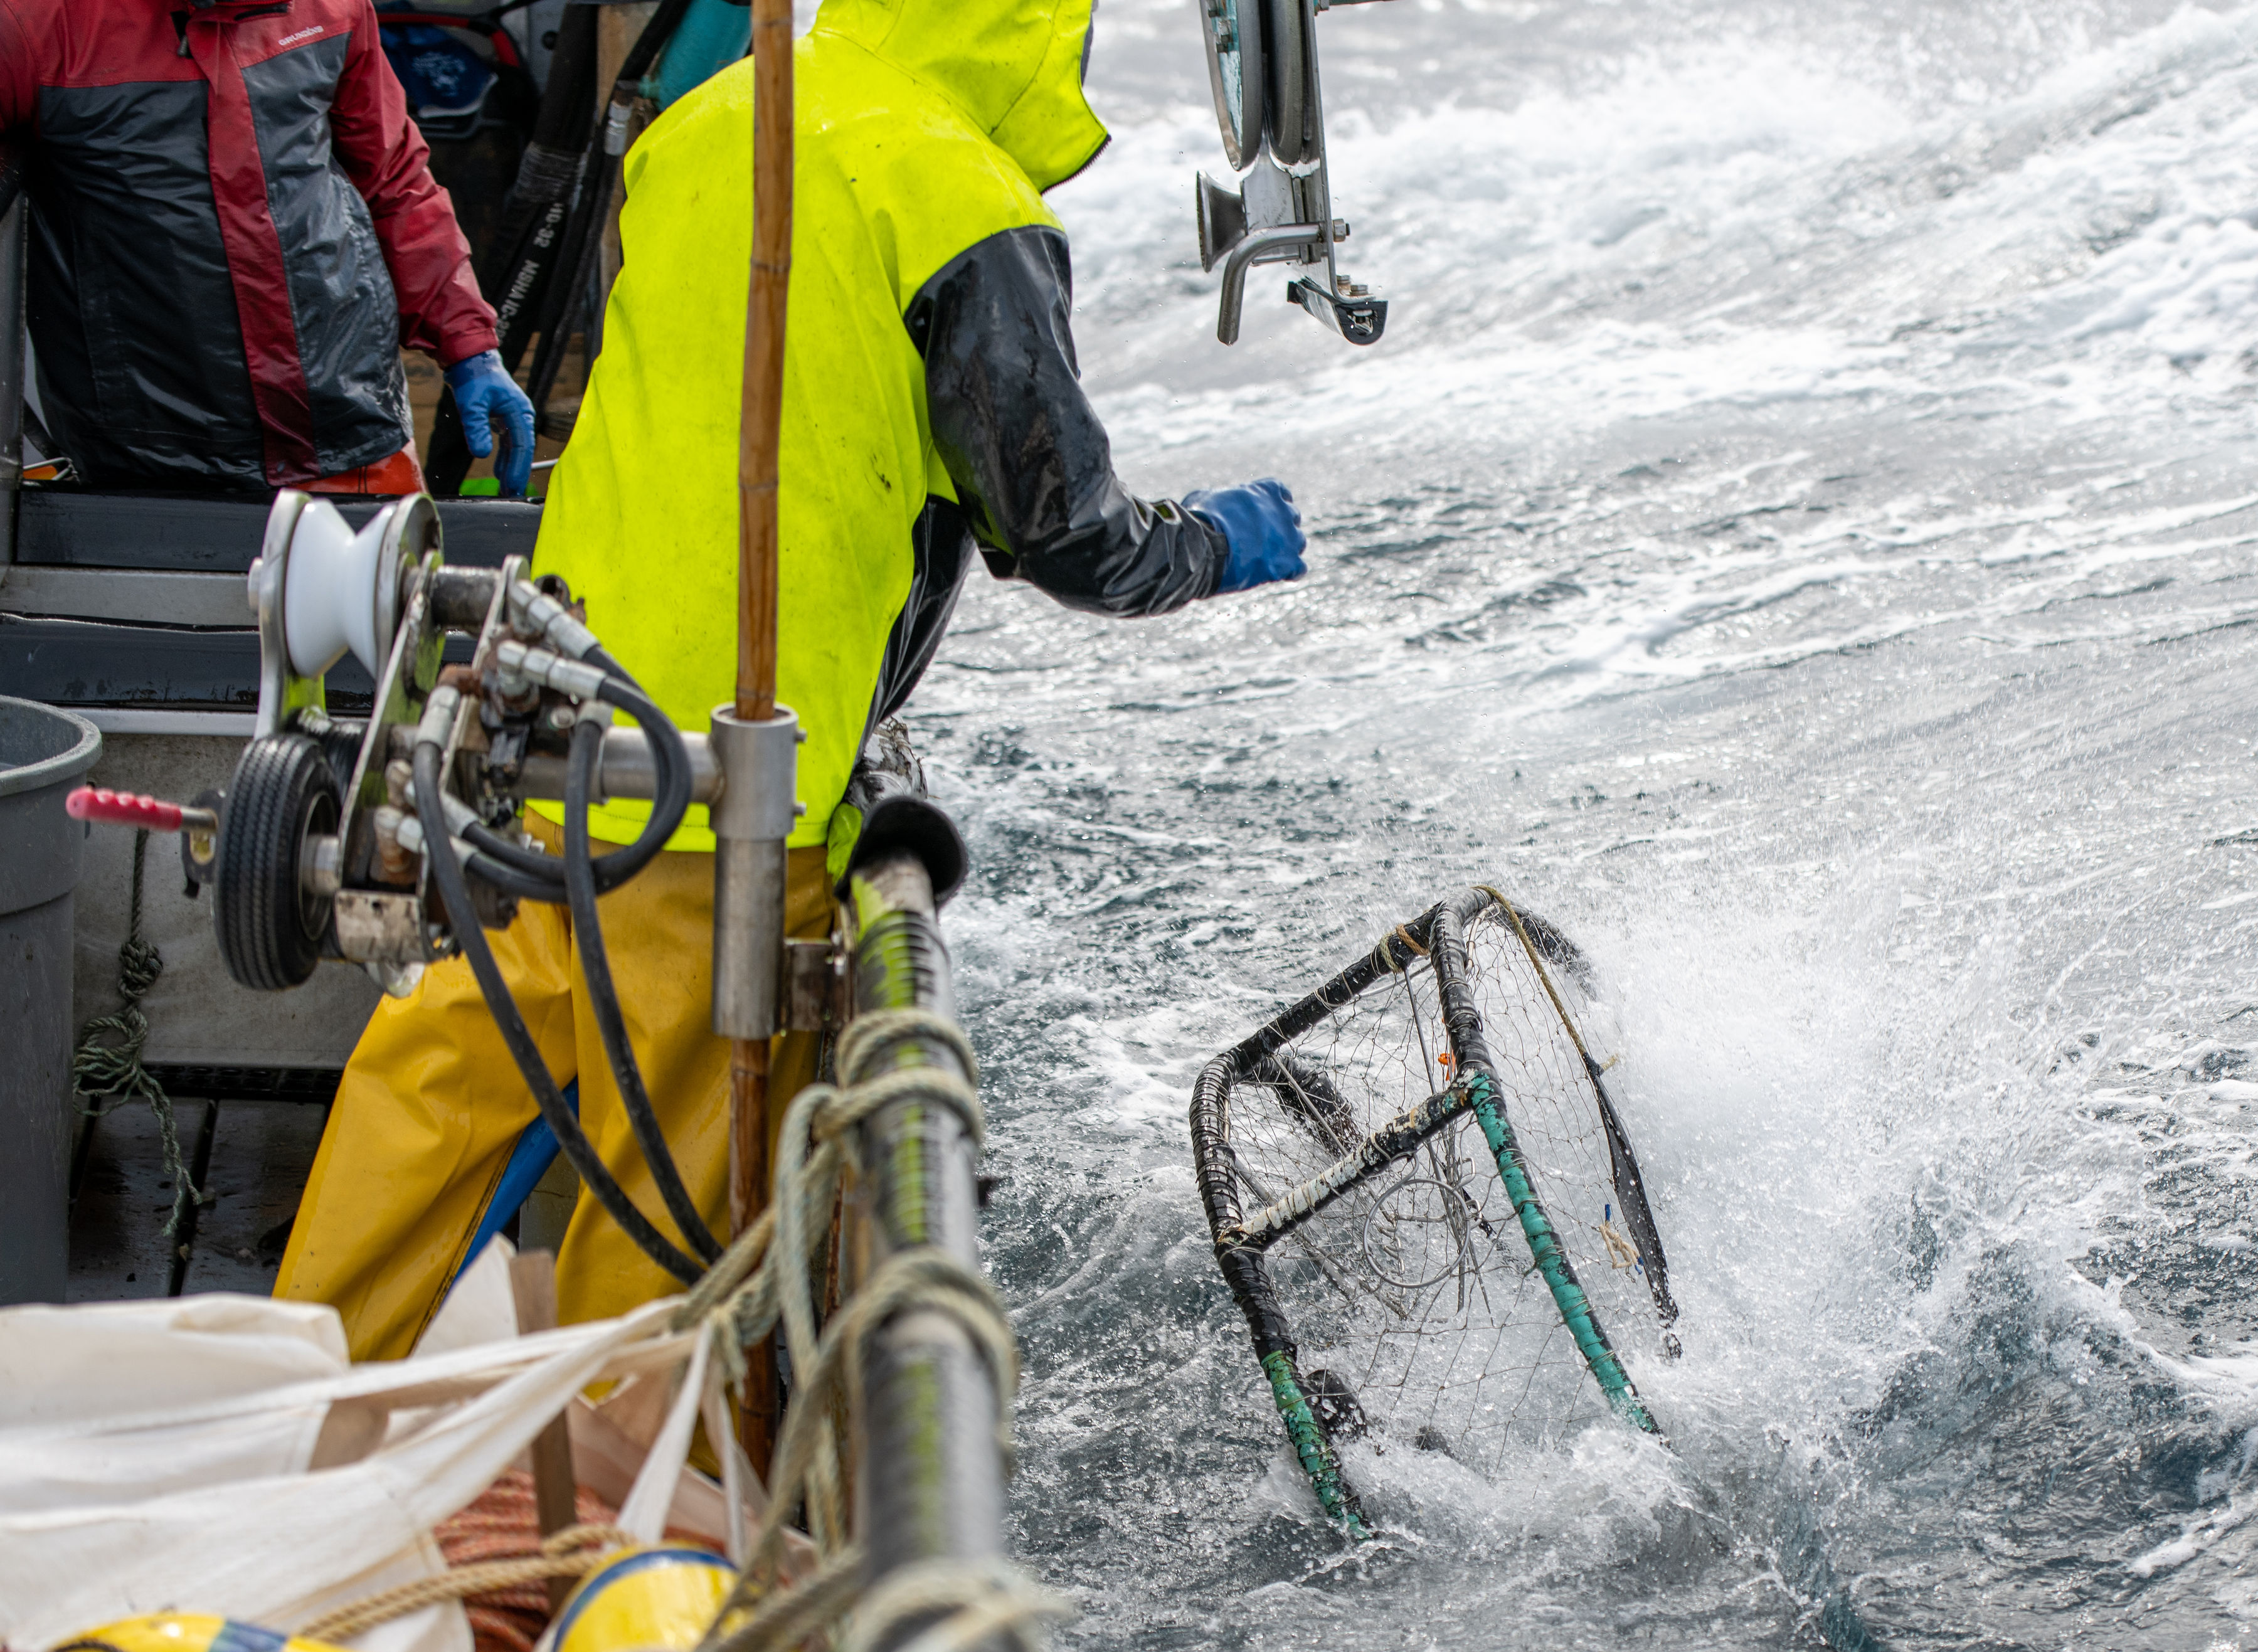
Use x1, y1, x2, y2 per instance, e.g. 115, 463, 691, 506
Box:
72, 829, 206, 1243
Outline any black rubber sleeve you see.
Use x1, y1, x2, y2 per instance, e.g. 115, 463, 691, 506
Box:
563, 717, 723, 1264
413, 739, 703, 1284
906, 225, 1229, 617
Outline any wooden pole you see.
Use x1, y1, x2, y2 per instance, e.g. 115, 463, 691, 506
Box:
738, 0, 789, 727
729, 0, 793, 1480
508, 1249, 579, 1613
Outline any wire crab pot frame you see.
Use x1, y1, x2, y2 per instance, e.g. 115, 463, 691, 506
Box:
1189, 886, 1679, 1537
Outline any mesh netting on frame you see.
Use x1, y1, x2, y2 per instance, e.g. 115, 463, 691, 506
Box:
1189, 888, 1678, 1535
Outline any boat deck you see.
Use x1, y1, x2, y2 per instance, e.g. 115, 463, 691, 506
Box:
68, 1072, 334, 1301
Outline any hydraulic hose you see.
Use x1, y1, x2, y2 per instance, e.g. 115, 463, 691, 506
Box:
523, 0, 697, 422
464, 666, 693, 893
462, 840, 578, 905
564, 715, 723, 1264
413, 734, 704, 1284
426, 1, 602, 492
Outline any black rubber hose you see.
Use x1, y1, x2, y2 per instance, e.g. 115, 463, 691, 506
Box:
464, 841, 574, 904
413, 738, 704, 1284
427, 2, 603, 492
462, 670, 692, 891
564, 719, 723, 1263
523, 0, 697, 421
615, 0, 697, 87
521, 149, 617, 425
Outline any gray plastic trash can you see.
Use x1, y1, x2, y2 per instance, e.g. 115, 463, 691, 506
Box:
0, 696, 101, 1305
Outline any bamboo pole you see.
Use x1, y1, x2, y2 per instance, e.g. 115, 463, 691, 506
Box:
729, 0, 793, 1478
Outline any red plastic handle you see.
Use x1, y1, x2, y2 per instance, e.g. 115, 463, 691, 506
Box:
67, 786, 187, 831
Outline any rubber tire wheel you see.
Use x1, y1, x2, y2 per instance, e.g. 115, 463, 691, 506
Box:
215, 732, 340, 990
1263, 0, 1311, 165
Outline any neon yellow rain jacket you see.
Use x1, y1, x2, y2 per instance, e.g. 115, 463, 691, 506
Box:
537, 0, 1228, 860
280, 0, 1234, 1360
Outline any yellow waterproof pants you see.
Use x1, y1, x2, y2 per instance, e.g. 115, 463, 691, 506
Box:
277, 822, 834, 1361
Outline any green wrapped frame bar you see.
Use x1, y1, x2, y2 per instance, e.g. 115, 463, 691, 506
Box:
1189, 886, 1673, 1535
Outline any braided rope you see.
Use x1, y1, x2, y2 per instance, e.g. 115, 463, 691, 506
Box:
683, 993, 1046, 1652
837, 1559, 1073, 1652
294, 1525, 635, 1643
72, 829, 205, 1239
696, 1247, 1032, 1652
835, 1007, 980, 1096
696, 1543, 866, 1652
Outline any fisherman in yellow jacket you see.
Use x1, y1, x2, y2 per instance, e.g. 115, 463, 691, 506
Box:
277, 0, 1309, 1357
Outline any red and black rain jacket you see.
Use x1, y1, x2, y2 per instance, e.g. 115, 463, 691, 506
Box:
0, 0, 499, 488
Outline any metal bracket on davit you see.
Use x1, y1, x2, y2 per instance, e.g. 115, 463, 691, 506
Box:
1195, 0, 1393, 346
1189, 886, 1680, 1535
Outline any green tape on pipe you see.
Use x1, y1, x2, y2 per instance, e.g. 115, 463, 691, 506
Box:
1261, 1350, 1374, 1539
1465, 1072, 1663, 1437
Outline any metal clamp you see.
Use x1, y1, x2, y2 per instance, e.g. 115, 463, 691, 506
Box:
709, 702, 804, 1040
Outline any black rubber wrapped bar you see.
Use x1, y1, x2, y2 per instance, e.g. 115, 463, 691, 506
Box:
1219, 1072, 1486, 1253
1586, 1056, 1677, 1329
845, 854, 1005, 1644
1189, 1046, 1372, 1535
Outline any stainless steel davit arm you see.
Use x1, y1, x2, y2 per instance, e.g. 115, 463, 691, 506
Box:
1195, 0, 1391, 347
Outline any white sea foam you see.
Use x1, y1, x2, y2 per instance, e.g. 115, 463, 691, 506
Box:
925, 3, 2258, 1643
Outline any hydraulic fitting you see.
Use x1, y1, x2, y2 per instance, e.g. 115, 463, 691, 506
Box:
416, 685, 462, 752
496, 638, 610, 703
507, 578, 603, 661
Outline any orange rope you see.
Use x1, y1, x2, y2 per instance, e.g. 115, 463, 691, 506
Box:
435, 1473, 622, 1652
431, 1469, 723, 1652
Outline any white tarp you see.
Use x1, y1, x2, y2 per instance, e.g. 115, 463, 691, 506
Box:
0, 1247, 735, 1652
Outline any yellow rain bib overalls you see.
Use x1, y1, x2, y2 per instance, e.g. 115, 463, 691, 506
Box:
278, 0, 1238, 1357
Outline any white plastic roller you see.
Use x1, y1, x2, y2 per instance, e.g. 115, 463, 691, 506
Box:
273, 495, 403, 679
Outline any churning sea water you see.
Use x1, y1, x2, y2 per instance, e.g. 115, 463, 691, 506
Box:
906, 2, 2258, 1643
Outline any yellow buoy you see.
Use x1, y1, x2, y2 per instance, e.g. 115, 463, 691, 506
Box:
549, 1544, 736, 1652
52, 1615, 347, 1652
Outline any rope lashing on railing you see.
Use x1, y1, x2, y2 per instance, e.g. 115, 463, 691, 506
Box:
682, 1005, 1063, 1652
290, 1001, 1056, 1652
837, 1559, 1074, 1652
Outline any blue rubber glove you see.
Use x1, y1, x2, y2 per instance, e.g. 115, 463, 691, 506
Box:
1182, 477, 1306, 593
443, 349, 536, 498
